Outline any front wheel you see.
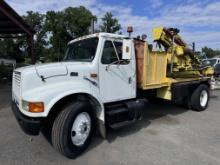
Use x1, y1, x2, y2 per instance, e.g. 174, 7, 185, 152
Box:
51, 101, 94, 158
190, 84, 210, 111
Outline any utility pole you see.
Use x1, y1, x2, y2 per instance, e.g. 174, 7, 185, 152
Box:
91, 15, 96, 34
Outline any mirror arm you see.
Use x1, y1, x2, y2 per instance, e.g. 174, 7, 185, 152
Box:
105, 60, 121, 71
111, 40, 120, 62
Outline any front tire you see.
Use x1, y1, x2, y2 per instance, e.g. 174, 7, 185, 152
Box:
190, 84, 210, 111
51, 101, 94, 158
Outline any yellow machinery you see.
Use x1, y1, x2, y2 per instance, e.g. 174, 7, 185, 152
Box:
135, 27, 214, 100
152, 27, 213, 77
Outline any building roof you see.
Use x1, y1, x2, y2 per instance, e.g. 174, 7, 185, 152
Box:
0, 0, 34, 36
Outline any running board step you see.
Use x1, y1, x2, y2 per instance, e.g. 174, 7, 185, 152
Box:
109, 120, 136, 129
105, 99, 146, 129
106, 108, 128, 116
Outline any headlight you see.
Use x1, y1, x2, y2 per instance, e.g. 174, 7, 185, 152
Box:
22, 100, 29, 111
22, 100, 44, 113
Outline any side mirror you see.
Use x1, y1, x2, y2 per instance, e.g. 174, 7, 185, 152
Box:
122, 39, 132, 60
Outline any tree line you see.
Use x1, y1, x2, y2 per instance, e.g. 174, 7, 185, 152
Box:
202, 46, 220, 58
0, 7, 121, 63
0, 6, 219, 63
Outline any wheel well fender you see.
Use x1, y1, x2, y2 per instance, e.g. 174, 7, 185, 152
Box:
46, 93, 104, 122
45, 92, 106, 138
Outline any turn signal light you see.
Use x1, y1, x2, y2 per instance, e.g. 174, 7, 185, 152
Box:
90, 73, 98, 79
29, 102, 44, 113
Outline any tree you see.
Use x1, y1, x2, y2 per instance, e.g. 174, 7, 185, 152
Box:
63, 6, 94, 37
202, 46, 220, 58
0, 38, 24, 62
44, 11, 66, 61
23, 11, 47, 60
45, 6, 94, 61
99, 12, 121, 33
0, 11, 47, 63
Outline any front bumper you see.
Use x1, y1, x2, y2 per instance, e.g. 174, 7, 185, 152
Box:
11, 101, 41, 136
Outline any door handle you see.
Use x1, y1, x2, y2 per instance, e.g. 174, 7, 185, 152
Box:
128, 77, 132, 84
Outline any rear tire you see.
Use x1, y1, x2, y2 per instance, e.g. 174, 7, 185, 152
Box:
51, 101, 94, 158
190, 84, 210, 111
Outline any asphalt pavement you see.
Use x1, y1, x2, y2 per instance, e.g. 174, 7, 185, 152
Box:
0, 83, 220, 165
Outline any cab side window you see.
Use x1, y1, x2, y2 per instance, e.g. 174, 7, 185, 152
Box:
101, 41, 127, 65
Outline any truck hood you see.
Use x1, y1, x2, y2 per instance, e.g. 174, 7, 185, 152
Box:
15, 62, 68, 79
15, 62, 92, 79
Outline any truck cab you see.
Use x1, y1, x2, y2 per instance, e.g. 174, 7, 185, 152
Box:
12, 33, 137, 117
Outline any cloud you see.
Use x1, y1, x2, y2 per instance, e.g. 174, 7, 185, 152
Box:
149, 0, 163, 8
5, 0, 220, 50
162, 2, 220, 26
182, 31, 220, 49
6, 0, 96, 14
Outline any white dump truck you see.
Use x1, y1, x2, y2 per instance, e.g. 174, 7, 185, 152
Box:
11, 28, 213, 158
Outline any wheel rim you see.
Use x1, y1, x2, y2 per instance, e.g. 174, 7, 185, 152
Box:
71, 112, 91, 146
200, 90, 208, 107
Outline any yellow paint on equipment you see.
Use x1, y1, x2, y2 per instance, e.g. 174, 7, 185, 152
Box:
202, 67, 214, 76
140, 42, 169, 90
156, 87, 172, 100
175, 46, 184, 56
152, 27, 164, 41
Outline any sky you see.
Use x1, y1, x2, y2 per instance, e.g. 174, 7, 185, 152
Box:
5, 0, 220, 51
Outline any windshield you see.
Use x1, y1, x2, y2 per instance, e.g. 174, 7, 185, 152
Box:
64, 37, 99, 62
209, 59, 217, 66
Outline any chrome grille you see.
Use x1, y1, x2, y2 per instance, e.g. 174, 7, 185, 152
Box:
13, 71, 21, 97
13, 71, 21, 87
14, 72, 21, 86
